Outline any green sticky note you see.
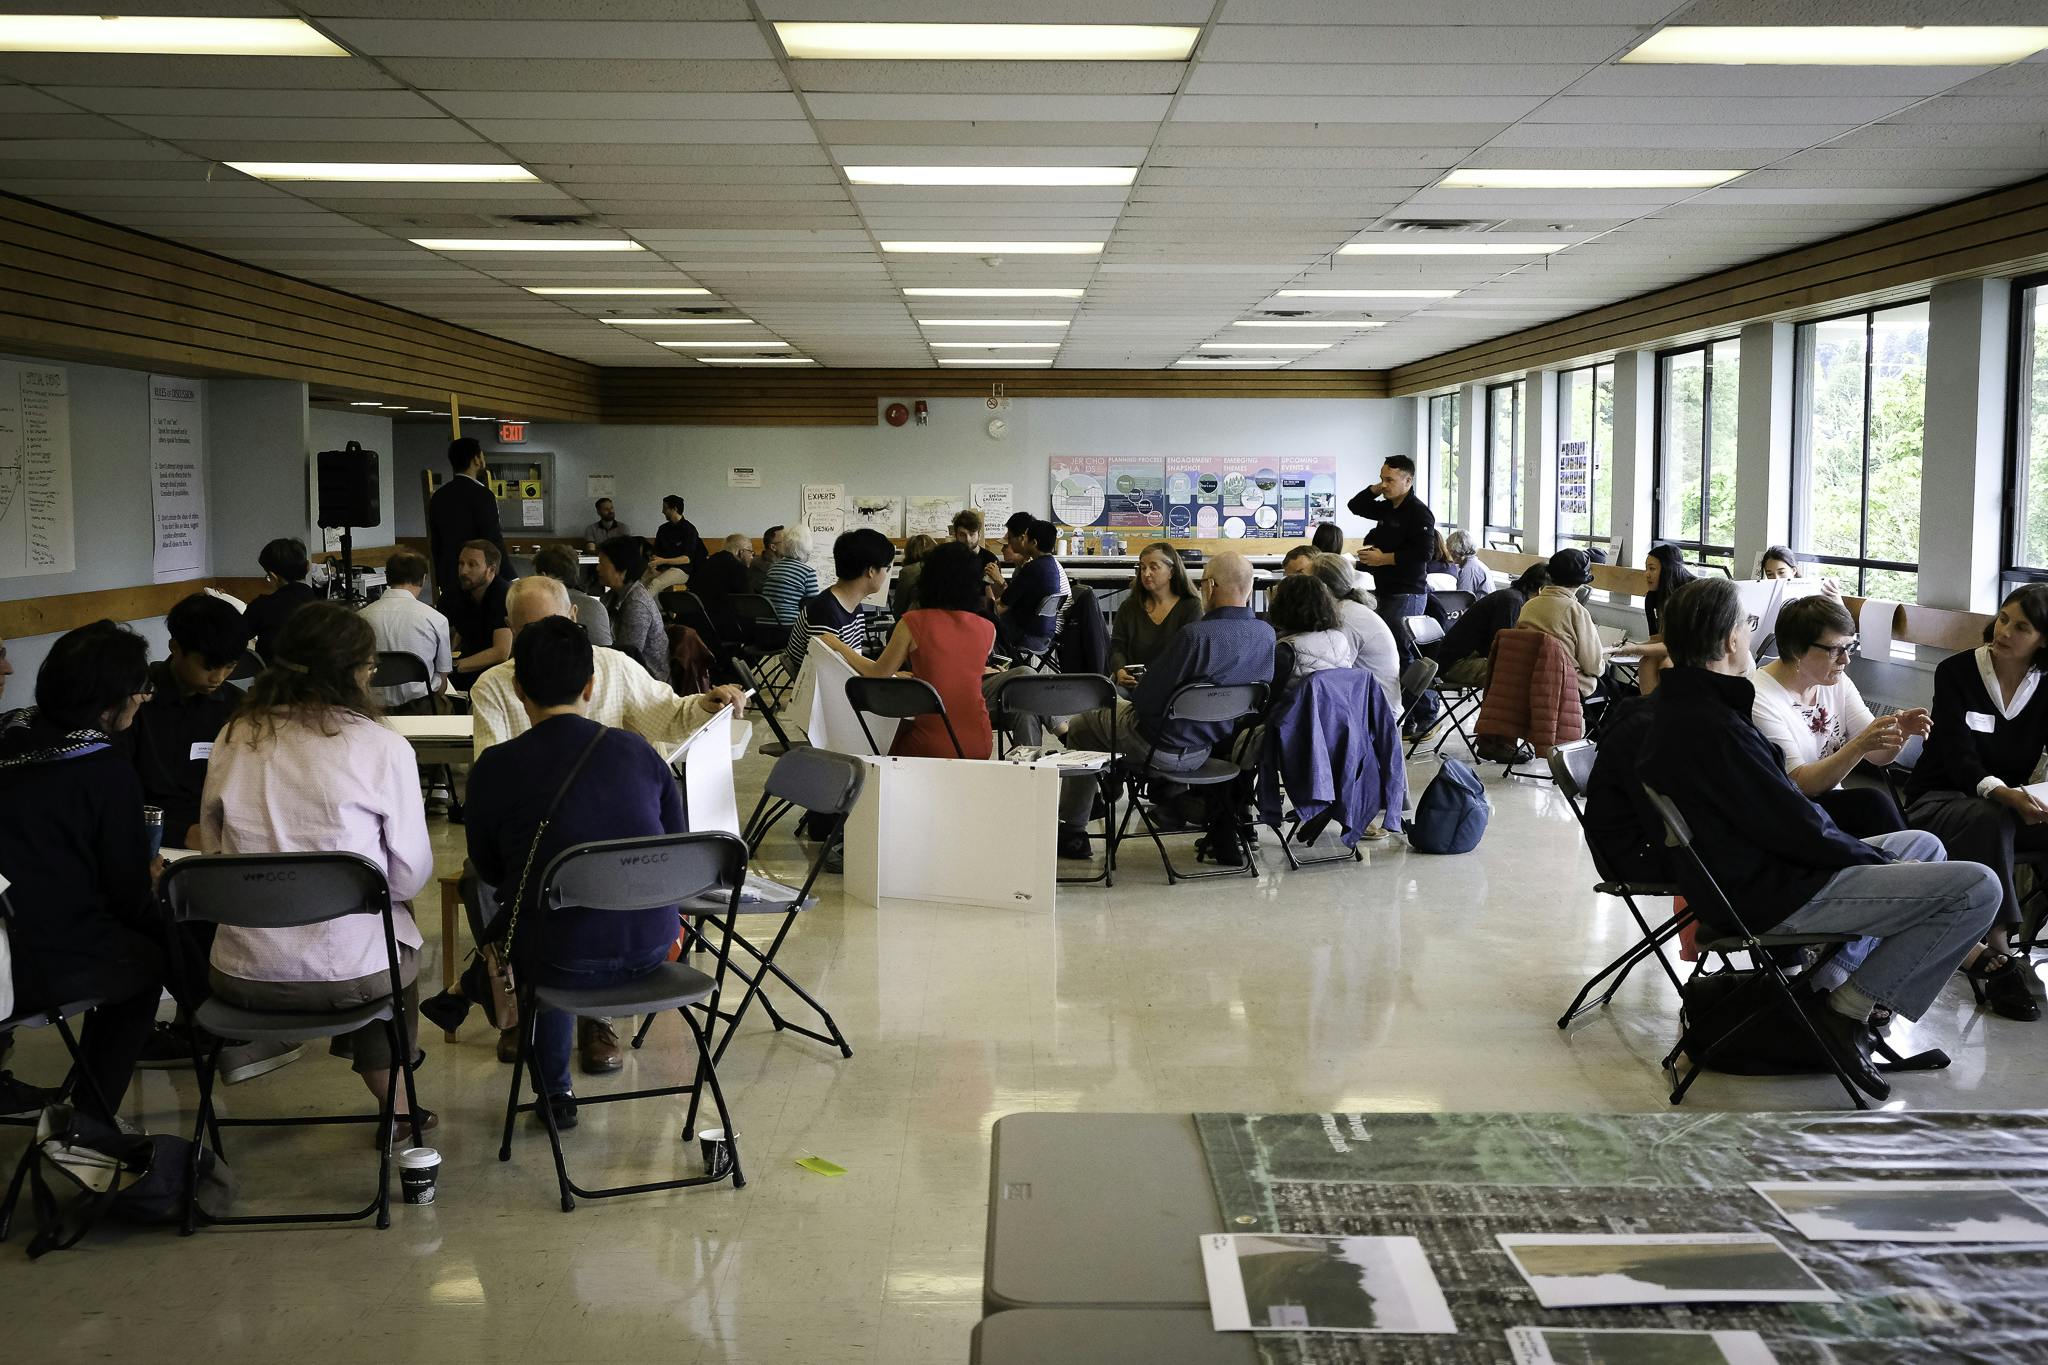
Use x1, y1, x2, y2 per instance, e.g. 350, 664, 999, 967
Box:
795, 1154, 846, 1177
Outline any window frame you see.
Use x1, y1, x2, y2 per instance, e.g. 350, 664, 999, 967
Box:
1483, 379, 1524, 551
1789, 299, 1929, 597
1426, 390, 1460, 529
1554, 361, 1614, 555
1651, 337, 1740, 571
2003, 270, 2048, 592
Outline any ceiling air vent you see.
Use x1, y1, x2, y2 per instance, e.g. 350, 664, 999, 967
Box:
497, 213, 597, 227
1384, 218, 1505, 234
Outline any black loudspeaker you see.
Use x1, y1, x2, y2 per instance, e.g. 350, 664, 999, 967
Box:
317, 441, 380, 528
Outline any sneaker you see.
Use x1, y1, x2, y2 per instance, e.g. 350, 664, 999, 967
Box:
539, 1093, 579, 1131
1057, 829, 1094, 860
135, 1020, 196, 1070
219, 1040, 302, 1085
0, 1070, 59, 1117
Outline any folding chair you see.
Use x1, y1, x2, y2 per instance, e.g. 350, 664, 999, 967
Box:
1548, 741, 1691, 1028
1260, 670, 1391, 872
990, 673, 1119, 886
1429, 589, 1475, 623
733, 657, 804, 759
846, 676, 963, 757
160, 852, 422, 1232
1395, 657, 1439, 736
1114, 682, 1267, 884
372, 650, 460, 814
1642, 786, 1920, 1111
499, 832, 749, 1212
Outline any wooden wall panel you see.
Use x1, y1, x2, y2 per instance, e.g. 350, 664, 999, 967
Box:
0, 576, 266, 641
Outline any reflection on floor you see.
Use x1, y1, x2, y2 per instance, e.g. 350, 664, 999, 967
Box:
3, 748, 2031, 1362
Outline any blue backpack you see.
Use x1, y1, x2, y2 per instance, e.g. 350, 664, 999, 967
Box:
1408, 758, 1489, 854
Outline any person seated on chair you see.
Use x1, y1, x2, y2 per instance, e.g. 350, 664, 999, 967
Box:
597, 535, 670, 685
1637, 577, 2000, 1097
644, 494, 707, 596
127, 593, 248, 851
465, 617, 690, 1132
1266, 573, 1352, 699
1750, 594, 1923, 838
1760, 544, 1844, 601
891, 534, 939, 616
1108, 541, 1201, 691
1305, 553, 1400, 717
951, 507, 1002, 572
1517, 548, 1611, 702
1310, 522, 1345, 556
1050, 551, 1275, 861
532, 545, 612, 650
1582, 693, 1676, 887
781, 527, 892, 681
1444, 530, 1491, 599
200, 603, 436, 1138
825, 541, 996, 760
1642, 542, 1696, 639
993, 518, 1069, 659
361, 551, 455, 714
243, 536, 318, 659
694, 534, 754, 606
1903, 583, 2048, 1021
758, 524, 821, 626
582, 497, 628, 551
748, 524, 785, 595
443, 538, 513, 692
1426, 564, 1545, 689
0, 622, 183, 1123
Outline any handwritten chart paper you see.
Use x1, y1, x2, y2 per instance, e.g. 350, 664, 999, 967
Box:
0, 361, 75, 578
150, 375, 206, 582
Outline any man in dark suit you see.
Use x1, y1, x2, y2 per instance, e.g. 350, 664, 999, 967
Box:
428, 437, 513, 609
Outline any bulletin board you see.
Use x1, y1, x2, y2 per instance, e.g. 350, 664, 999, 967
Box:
1053, 455, 1335, 540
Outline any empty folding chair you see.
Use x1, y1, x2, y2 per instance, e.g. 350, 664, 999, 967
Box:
1548, 741, 1691, 1028
499, 831, 749, 1212
845, 676, 963, 757
160, 852, 423, 1232
990, 672, 1119, 886
1114, 682, 1267, 884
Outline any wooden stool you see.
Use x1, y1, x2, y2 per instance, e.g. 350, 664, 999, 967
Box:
438, 875, 462, 1041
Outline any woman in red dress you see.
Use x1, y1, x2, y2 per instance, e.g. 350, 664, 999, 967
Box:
821, 541, 996, 759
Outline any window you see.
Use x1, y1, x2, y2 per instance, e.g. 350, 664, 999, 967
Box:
1792, 301, 1927, 600
1426, 392, 1459, 525
1654, 338, 1741, 572
1484, 380, 1524, 549
2007, 274, 2048, 581
1556, 362, 1614, 552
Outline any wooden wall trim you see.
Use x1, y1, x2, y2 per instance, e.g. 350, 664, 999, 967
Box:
1391, 177, 2048, 395
0, 576, 268, 641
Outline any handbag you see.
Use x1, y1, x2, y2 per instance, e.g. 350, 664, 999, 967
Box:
26, 1104, 236, 1257
1408, 758, 1490, 854
468, 727, 610, 1031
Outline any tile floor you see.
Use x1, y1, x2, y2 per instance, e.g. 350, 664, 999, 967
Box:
3, 746, 2038, 1361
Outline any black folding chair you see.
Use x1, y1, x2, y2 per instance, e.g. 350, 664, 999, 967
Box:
991, 673, 1119, 886
733, 657, 804, 759
161, 852, 422, 1232
1549, 741, 1691, 1028
729, 592, 791, 654
845, 676, 963, 758
373, 650, 461, 814
1114, 682, 1268, 884
1394, 657, 1439, 736
499, 832, 748, 1212
1429, 589, 1475, 623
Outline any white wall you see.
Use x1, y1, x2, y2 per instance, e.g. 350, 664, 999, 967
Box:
391, 394, 1415, 544
308, 406, 398, 552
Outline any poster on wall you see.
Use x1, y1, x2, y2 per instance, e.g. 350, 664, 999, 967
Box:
1048, 458, 1170, 532
906, 495, 963, 539
149, 375, 206, 582
1154, 456, 1334, 539
970, 482, 1013, 526
0, 360, 75, 578
1048, 457, 1108, 529
799, 483, 844, 582
846, 494, 904, 537
1283, 456, 1340, 532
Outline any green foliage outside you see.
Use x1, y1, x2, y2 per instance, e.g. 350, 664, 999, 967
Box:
1799, 308, 1926, 599
2018, 291, 2048, 572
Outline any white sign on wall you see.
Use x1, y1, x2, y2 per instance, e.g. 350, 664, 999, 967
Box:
728, 466, 762, 488
970, 482, 1013, 526
149, 375, 206, 582
0, 361, 74, 579
586, 474, 615, 499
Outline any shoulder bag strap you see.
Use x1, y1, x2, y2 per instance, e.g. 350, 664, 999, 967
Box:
499, 726, 611, 954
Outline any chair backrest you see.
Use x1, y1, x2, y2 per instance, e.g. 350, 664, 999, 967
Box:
1399, 657, 1439, 709
371, 650, 430, 687
1431, 589, 1475, 620
162, 852, 390, 929
1162, 680, 1266, 724
540, 831, 749, 916
730, 592, 776, 624
1640, 783, 1744, 932
845, 675, 960, 756
1549, 739, 1596, 801
993, 671, 1114, 721
764, 745, 867, 817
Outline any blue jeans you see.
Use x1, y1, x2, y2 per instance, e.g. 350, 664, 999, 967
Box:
1377, 592, 1427, 667
528, 946, 673, 1096
1775, 829, 2001, 1021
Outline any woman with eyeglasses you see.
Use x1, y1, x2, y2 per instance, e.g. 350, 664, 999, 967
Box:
201, 602, 438, 1137
1903, 584, 2048, 1021
1749, 596, 1923, 838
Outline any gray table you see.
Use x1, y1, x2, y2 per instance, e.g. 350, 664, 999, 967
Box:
971, 1309, 1255, 1365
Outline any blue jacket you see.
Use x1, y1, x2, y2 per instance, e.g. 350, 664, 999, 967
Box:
1258, 668, 1406, 845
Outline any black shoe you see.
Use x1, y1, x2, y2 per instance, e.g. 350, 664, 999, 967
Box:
540, 1093, 579, 1131
1806, 999, 1890, 1100
420, 991, 472, 1035
0, 1070, 59, 1117
135, 1020, 196, 1070
1057, 829, 1094, 860
1194, 835, 1245, 868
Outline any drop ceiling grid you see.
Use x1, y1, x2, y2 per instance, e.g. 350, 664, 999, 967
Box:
0, 2, 2040, 369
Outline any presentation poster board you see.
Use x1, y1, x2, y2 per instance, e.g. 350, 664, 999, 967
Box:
846, 493, 904, 537
970, 482, 1013, 526
0, 360, 74, 578
149, 375, 206, 582
905, 494, 962, 539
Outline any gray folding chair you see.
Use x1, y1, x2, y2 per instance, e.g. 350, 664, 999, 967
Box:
498, 831, 749, 1212
373, 650, 460, 813
1114, 682, 1267, 884
1394, 657, 1439, 736
991, 672, 1119, 886
734, 657, 803, 760
846, 675, 963, 757
160, 852, 421, 1233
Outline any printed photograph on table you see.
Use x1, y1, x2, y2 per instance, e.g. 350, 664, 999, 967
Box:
1751, 1181, 2048, 1244
1497, 1234, 1839, 1309
1507, 1327, 1778, 1365
1200, 1233, 1457, 1334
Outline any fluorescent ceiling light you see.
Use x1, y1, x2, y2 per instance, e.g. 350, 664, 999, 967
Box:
1277, 289, 1459, 299
904, 288, 1085, 298
929, 341, 1062, 350
412, 239, 644, 252
845, 165, 1135, 187
1624, 25, 2048, 66
1198, 342, 1328, 351
527, 287, 710, 296
775, 22, 1198, 61
348, 401, 380, 406
1176, 359, 1290, 367
656, 340, 791, 349
1233, 320, 1386, 329
919, 319, 1069, 328
883, 241, 1102, 255
1340, 242, 1569, 256
599, 317, 754, 326
0, 15, 347, 55
697, 357, 815, 365
227, 162, 536, 183
939, 359, 1055, 366
1440, 168, 1740, 189
378, 405, 407, 410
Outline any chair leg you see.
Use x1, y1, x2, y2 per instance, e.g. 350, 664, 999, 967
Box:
682, 1008, 744, 1190
523, 1016, 575, 1213
681, 1007, 707, 1142
497, 1013, 527, 1163
183, 1037, 224, 1235
374, 1020, 400, 1230
631, 1012, 656, 1050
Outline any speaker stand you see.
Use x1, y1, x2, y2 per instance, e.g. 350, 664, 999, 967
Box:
336, 525, 358, 606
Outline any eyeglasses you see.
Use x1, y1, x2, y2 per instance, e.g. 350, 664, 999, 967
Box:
1811, 638, 1861, 662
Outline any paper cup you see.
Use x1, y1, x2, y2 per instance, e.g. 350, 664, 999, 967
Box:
397, 1145, 440, 1205
698, 1128, 733, 1179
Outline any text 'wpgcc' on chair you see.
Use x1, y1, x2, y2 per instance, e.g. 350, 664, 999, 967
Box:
159, 851, 423, 1233
498, 831, 749, 1213
991, 671, 1120, 886
1115, 681, 1267, 884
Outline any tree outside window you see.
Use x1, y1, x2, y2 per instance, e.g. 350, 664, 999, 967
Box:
1655, 339, 1741, 572
2009, 279, 2048, 578
1486, 380, 1524, 547
1427, 392, 1460, 527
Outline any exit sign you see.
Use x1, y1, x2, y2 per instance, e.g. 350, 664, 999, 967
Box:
499, 422, 527, 443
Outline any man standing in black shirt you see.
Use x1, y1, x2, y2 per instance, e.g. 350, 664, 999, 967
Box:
446, 539, 514, 691
428, 437, 513, 609
646, 494, 708, 595
1348, 454, 1436, 668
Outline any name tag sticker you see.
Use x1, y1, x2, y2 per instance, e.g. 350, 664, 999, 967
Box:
190, 741, 214, 760
1967, 712, 1997, 734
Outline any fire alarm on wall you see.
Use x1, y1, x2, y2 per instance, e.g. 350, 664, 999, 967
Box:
884, 402, 910, 427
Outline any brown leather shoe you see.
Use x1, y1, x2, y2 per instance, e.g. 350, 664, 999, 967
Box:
496, 1027, 520, 1065
578, 1018, 623, 1074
